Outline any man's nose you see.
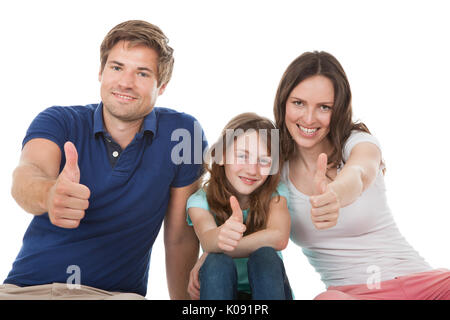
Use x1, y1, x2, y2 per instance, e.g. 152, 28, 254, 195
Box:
118, 70, 135, 89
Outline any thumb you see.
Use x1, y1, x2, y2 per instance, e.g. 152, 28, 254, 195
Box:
229, 196, 243, 223
314, 153, 328, 195
62, 141, 80, 183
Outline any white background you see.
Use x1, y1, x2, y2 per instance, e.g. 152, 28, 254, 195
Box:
0, 0, 448, 300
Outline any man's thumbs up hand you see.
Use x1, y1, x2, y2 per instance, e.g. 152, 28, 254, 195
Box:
217, 196, 246, 252
60, 141, 80, 183
46, 141, 91, 229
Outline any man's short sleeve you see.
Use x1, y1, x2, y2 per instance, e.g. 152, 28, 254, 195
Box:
22, 106, 69, 151
170, 115, 208, 188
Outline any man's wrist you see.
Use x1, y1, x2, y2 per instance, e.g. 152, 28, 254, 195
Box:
38, 179, 56, 214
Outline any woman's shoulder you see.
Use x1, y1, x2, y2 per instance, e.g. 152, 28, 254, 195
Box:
343, 130, 382, 161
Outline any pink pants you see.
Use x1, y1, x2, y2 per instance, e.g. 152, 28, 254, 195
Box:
314, 269, 450, 300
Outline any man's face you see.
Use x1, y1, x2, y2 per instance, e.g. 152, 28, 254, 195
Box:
99, 40, 166, 122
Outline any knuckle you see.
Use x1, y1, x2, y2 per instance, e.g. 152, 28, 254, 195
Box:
53, 196, 64, 207
49, 216, 57, 225
55, 182, 67, 195
85, 187, 91, 199
72, 220, 80, 228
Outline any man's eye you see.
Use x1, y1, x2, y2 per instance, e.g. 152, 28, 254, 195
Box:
111, 66, 121, 71
138, 72, 149, 77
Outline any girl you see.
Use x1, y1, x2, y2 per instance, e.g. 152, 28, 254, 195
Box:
274, 51, 449, 299
186, 113, 292, 300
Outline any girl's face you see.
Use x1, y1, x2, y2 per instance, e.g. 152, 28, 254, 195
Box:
285, 75, 334, 151
224, 131, 272, 204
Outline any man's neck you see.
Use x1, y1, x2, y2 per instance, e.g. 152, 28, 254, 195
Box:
103, 112, 143, 150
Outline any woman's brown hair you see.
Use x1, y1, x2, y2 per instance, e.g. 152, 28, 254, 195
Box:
204, 113, 281, 235
100, 20, 174, 87
274, 51, 370, 168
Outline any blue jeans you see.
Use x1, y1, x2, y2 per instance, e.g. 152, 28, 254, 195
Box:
199, 246, 293, 300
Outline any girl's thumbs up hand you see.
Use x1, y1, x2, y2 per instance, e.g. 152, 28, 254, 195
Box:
217, 196, 246, 252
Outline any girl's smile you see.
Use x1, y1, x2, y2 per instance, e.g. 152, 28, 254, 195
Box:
223, 131, 271, 206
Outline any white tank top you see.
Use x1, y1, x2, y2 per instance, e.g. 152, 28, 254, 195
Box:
282, 131, 431, 288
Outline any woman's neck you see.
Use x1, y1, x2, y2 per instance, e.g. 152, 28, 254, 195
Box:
292, 138, 333, 173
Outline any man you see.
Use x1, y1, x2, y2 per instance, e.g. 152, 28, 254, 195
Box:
0, 20, 207, 299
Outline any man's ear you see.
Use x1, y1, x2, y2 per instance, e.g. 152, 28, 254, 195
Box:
158, 83, 167, 96
98, 67, 103, 82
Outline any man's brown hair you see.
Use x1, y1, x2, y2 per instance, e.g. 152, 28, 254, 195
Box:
100, 20, 174, 86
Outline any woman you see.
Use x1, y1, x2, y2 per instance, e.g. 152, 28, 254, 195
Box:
274, 51, 449, 300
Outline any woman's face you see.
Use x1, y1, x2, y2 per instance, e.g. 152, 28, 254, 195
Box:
284, 75, 334, 151
223, 131, 272, 203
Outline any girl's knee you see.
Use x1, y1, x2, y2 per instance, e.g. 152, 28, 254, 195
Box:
247, 247, 285, 277
248, 246, 278, 263
201, 253, 235, 275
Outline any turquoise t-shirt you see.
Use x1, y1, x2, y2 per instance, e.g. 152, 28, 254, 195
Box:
186, 183, 289, 293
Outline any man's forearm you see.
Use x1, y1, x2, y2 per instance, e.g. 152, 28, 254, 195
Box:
11, 164, 54, 215
165, 232, 199, 299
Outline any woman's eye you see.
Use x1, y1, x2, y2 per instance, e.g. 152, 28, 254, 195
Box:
320, 105, 332, 111
112, 66, 121, 71
138, 72, 149, 77
293, 100, 304, 107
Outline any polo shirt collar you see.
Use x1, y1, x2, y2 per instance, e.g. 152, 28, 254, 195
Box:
93, 102, 158, 140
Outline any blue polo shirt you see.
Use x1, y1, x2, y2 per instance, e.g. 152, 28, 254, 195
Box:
4, 103, 207, 296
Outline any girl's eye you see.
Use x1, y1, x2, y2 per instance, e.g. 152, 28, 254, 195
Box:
259, 157, 272, 167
